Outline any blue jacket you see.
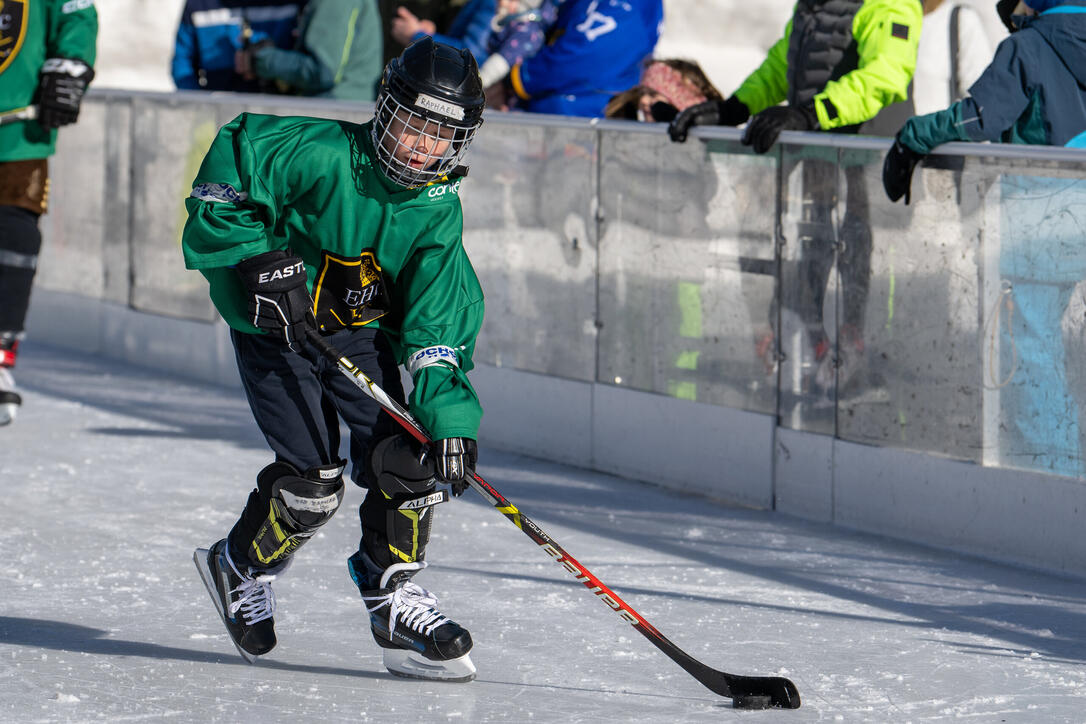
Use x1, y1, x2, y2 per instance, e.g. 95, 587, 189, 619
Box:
412, 0, 495, 65
172, 0, 305, 91
510, 0, 663, 117
900, 1, 1086, 152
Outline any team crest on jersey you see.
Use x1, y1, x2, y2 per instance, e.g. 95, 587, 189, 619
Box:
0, 0, 29, 76
312, 249, 391, 331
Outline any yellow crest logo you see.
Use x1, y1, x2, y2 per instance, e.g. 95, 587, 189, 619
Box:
0, 0, 29, 75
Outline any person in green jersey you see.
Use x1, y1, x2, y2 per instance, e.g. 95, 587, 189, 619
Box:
0, 0, 98, 426
185, 38, 486, 682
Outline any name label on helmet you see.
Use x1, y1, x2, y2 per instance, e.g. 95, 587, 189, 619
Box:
415, 93, 464, 121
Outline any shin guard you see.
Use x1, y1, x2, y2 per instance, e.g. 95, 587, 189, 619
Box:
360, 435, 447, 570
234, 460, 346, 568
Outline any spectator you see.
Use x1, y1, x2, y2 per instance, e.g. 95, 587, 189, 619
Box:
604, 58, 722, 123
390, 0, 495, 64
884, 0, 1086, 475
502, 0, 664, 118
669, 0, 922, 403
172, 0, 305, 92
377, 0, 455, 62
236, 0, 383, 101
0, 0, 98, 426
478, 0, 552, 89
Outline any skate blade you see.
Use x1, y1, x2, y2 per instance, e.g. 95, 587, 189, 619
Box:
193, 547, 259, 665
383, 648, 476, 683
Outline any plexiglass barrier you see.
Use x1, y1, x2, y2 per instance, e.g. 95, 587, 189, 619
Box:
39, 91, 1086, 480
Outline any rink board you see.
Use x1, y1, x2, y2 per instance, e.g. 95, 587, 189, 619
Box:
26, 289, 1086, 578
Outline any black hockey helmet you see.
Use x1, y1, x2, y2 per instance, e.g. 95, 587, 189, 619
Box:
372, 37, 485, 188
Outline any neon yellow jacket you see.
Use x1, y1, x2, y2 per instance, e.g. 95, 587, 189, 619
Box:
734, 0, 922, 130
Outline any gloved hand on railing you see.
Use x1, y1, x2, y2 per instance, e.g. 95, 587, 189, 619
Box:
882, 134, 926, 205
667, 96, 750, 143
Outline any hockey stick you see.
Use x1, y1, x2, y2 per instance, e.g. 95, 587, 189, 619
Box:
305, 329, 801, 709
0, 106, 37, 126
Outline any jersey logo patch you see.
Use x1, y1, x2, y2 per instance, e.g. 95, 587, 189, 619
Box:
312, 249, 390, 332
0, 0, 28, 76
891, 22, 909, 40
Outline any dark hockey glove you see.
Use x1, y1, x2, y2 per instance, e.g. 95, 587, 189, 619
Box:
235, 250, 313, 352
37, 58, 95, 129
882, 136, 926, 205
431, 437, 477, 495
667, 95, 750, 143
741, 104, 818, 155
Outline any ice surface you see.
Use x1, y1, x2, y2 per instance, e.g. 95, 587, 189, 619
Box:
2, 343, 1085, 722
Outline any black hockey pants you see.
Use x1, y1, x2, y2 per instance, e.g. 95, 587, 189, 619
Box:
230, 326, 407, 567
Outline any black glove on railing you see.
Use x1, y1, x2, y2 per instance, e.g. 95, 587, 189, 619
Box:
882, 136, 926, 204
667, 95, 750, 143
741, 104, 818, 154
235, 250, 313, 352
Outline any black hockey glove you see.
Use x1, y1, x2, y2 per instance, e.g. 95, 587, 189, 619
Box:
741, 104, 818, 155
882, 135, 926, 205
667, 95, 750, 143
235, 250, 313, 352
37, 58, 95, 129
431, 438, 477, 495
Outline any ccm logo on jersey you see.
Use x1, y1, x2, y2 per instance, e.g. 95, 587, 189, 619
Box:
428, 179, 461, 198
259, 260, 305, 283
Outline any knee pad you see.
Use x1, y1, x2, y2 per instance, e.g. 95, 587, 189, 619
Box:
242, 460, 346, 567
361, 435, 447, 568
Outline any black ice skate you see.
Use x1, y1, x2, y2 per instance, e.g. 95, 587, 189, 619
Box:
193, 539, 287, 663
348, 553, 475, 682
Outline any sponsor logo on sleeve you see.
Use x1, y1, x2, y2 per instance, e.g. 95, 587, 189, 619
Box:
190, 183, 249, 203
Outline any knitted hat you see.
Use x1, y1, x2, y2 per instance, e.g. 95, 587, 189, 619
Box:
639, 62, 708, 112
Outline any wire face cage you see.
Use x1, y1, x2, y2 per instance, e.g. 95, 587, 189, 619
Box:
371, 86, 480, 189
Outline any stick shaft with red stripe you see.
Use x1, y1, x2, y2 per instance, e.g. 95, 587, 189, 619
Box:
305, 329, 801, 708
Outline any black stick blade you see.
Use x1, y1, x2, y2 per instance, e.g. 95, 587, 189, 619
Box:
727, 675, 801, 709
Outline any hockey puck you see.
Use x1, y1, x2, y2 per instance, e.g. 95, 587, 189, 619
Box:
732, 695, 773, 710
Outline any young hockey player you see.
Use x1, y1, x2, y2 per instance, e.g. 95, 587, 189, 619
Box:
0, 0, 98, 426
183, 37, 486, 681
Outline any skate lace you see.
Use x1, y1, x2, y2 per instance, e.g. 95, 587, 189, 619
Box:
224, 547, 278, 625
362, 561, 449, 636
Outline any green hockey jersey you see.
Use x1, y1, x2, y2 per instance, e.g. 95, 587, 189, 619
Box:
0, 0, 98, 162
181, 113, 485, 441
